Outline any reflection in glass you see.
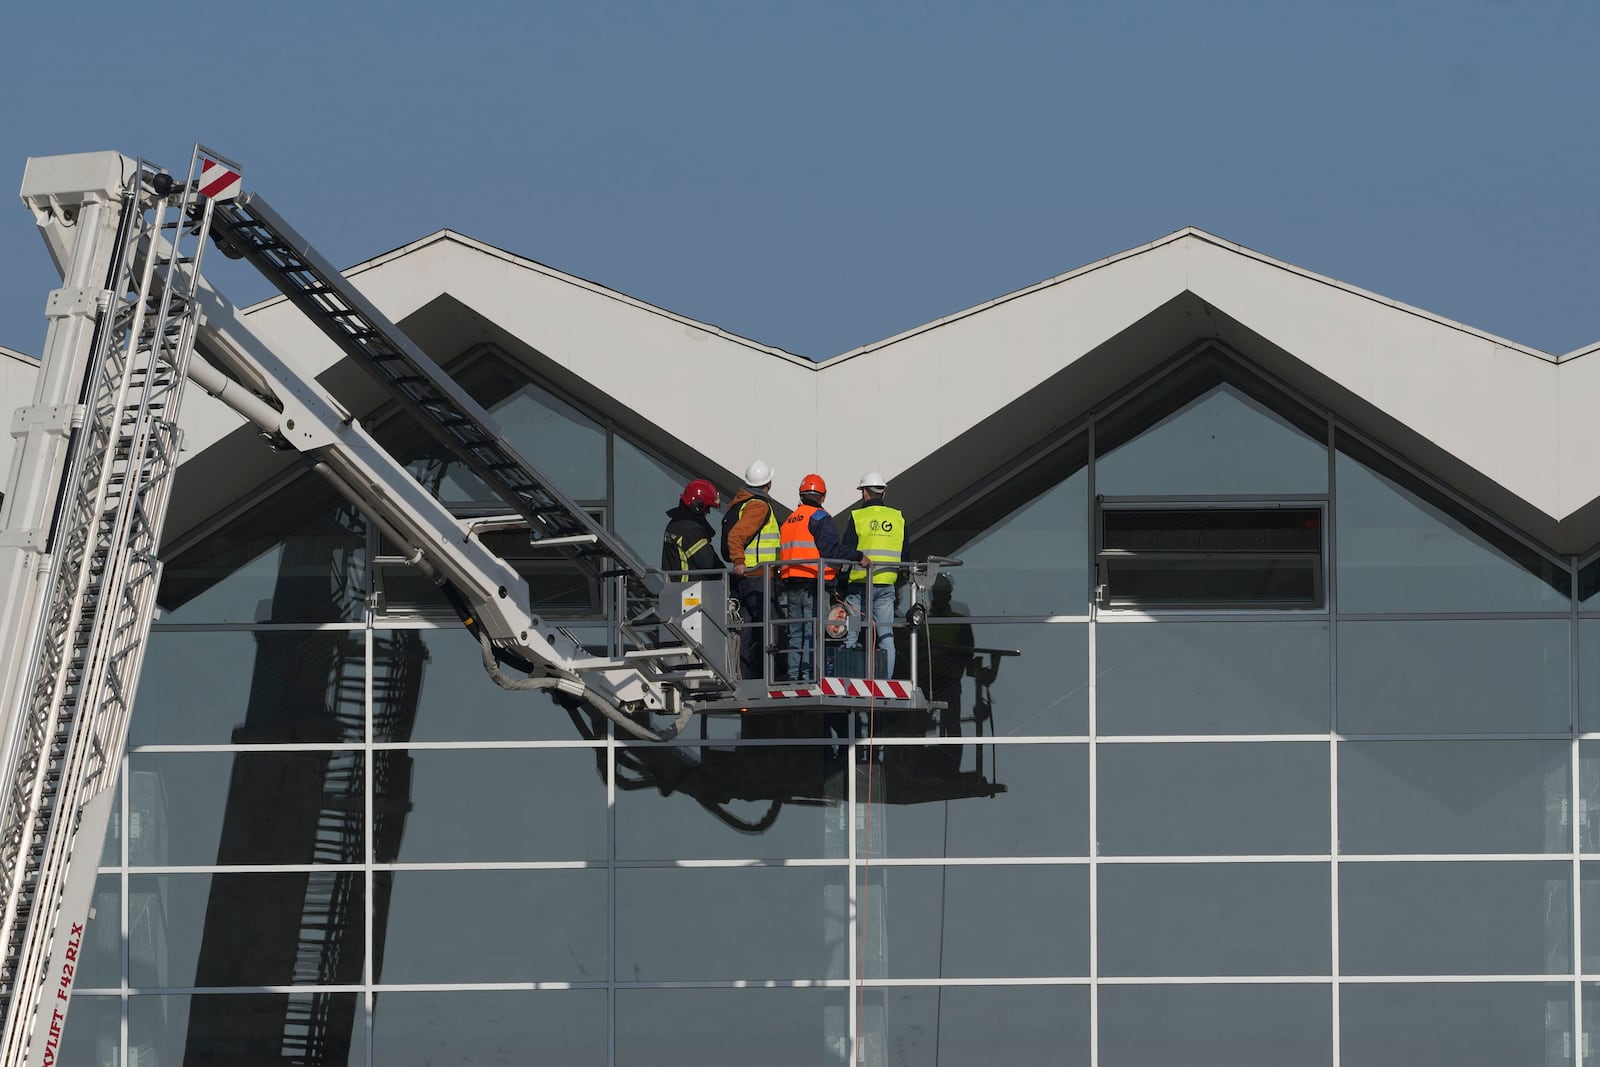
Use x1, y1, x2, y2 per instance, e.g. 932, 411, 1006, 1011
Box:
616, 867, 849, 981
371, 990, 606, 1066
866, 865, 1088, 978
1340, 861, 1569, 975
386, 627, 590, 742
907, 623, 1088, 737
133, 630, 367, 746
614, 434, 692, 567
379, 351, 608, 505
59, 995, 119, 1067
378, 748, 605, 863
377, 869, 606, 983
1099, 984, 1332, 1067
158, 475, 366, 624
615, 988, 849, 1067
1335, 443, 1569, 613
907, 438, 1088, 617
1337, 620, 1570, 735
474, 365, 606, 502
1340, 982, 1570, 1067
616, 743, 846, 861
130, 751, 365, 866
867, 985, 1089, 1066
1098, 622, 1330, 734
1580, 620, 1600, 734
128, 992, 364, 1067
1098, 742, 1329, 856
1098, 863, 1330, 976
129, 873, 365, 988
1582, 863, 1600, 972
77, 876, 120, 990
860, 742, 1085, 858
1096, 381, 1328, 496
1340, 740, 1569, 854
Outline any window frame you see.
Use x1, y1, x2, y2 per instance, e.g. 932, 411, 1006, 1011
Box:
1094, 496, 1330, 614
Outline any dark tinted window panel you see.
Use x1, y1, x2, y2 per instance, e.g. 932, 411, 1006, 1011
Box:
370, 990, 605, 1067
867, 984, 1090, 1066
132, 630, 367, 746
1100, 508, 1323, 609
1098, 863, 1330, 977
1100, 983, 1332, 1067
869, 864, 1089, 978
1340, 861, 1569, 975
127, 993, 365, 1067
615, 988, 848, 1067
1340, 982, 1570, 1067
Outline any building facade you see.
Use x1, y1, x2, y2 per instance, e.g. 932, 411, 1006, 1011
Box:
11, 228, 1600, 1065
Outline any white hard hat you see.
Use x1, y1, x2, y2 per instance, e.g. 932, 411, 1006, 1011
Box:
857, 471, 887, 490
744, 459, 773, 487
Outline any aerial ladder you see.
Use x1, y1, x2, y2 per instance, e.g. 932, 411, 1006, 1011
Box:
0, 146, 946, 1066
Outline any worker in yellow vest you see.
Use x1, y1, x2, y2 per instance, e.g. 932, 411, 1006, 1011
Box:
724, 460, 782, 679
840, 472, 905, 677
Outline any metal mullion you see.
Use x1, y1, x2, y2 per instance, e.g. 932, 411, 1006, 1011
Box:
607, 711, 616, 1067
1328, 414, 1341, 1067
1086, 415, 1098, 1067
1573, 553, 1584, 1062
1095, 493, 1331, 505
364, 622, 375, 1067
1096, 610, 1330, 623
149, 621, 368, 634
847, 693, 858, 1066
119, 753, 129, 1067
1335, 611, 1571, 623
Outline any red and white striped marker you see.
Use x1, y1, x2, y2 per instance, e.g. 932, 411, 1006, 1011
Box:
198, 158, 242, 201
766, 677, 915, 700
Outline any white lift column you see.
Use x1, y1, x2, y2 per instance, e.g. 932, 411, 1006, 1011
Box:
0, 153, 133, 774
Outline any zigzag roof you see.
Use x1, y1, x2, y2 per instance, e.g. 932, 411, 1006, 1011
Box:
157, 226, 1600, 553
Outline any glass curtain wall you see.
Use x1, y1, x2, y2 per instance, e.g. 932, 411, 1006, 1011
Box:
67, 345, 1600, 1065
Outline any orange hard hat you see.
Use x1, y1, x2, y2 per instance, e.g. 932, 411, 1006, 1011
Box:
798, 473, 827, 496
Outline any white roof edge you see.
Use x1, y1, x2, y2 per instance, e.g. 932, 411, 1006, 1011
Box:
818, 226, 1559, 368
1, 345, 38, 366
240, 229, 816, 369
1559, 340, 1600, 363
236, 224, 1565, 374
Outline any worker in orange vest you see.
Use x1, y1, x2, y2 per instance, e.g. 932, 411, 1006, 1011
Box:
777, 473, 867, 681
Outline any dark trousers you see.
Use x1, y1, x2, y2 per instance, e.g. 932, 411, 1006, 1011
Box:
736, 574, 768, 680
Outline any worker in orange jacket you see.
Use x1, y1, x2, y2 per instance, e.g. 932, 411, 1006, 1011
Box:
777, 473, 868, 681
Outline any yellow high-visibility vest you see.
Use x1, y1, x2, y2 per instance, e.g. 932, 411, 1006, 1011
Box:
734, 497, 780, 567
848, 505, 904, 585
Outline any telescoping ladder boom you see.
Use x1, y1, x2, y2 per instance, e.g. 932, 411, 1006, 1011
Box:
0, 149, 221, 1067
0, 146, 940, 1066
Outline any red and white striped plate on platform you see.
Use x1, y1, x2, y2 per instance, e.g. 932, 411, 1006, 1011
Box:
766, 677, 914, 700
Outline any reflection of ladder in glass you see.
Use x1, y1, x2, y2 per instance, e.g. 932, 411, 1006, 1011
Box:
207, 195, 734, 693
0, 149, 221, 1067
279, 515, 370, 1064
276, 530, 427, 1064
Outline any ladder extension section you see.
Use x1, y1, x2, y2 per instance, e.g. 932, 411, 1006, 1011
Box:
207, 195, 731, 691
0, 153, 218, 1067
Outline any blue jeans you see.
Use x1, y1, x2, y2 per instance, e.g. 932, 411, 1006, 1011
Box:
845, 583, 896, 677
778, 582, 818, 681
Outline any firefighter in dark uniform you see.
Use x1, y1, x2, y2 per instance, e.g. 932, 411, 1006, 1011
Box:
662, 478, 722, 580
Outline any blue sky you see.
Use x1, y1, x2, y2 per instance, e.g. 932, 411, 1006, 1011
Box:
2, 1, 1596, 361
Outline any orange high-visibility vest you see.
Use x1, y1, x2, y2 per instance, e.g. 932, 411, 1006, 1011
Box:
778, 505, 837, 581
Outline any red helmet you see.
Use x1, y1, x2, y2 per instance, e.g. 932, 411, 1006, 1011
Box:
680, 478, 719, 511
798, 473, 827, 496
